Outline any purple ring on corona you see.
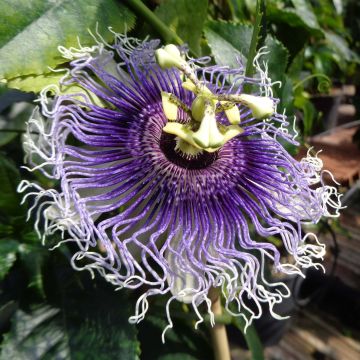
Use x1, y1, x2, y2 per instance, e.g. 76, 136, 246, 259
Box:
18, 31, 342, 338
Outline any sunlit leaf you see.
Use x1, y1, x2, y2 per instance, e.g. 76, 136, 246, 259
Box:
0, 0, 135, 80
6, 72, 107, 105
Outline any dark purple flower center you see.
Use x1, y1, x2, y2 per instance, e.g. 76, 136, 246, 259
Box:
159, 132, 219, 170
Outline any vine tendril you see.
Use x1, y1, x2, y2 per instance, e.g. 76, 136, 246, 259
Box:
293, 73, 331, 93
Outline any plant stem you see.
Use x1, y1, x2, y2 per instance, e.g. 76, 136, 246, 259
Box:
234, 316, 264, 360
244, 0, 264, 94
208, 288, 231, 360
123, 0, 184, 45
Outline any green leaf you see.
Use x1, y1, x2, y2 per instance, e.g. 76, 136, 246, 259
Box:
138, 308, 212, 360
244, 0, 265, 83
205, 22, 288, 84
0, 102, 34, 147
204, 21, 253, 68
267, 1, 322, 35
294, 94, 316, 137
18, 243, 47, 298
0, 296, 139, 359
324, 31, 359, 64
154, 0, 208, 55
0, 154, 22, 216
0, 0, 135, 80
0, 306, 66, 359
288, 49, 305, 80
0, 301, 18, 328
291, 0, 320, 30
0, 83, 6, 96
0, 224, 13, 238
5, 73, 64, 94
6, 72, 108, 105
263, 35, 289, 85
276, 75, 294, 114
277, 75, 300, 155
0, 240, 19, 280
225, 0, 249, 21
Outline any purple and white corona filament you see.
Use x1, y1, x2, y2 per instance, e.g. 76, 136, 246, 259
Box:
19, 32, 342, 335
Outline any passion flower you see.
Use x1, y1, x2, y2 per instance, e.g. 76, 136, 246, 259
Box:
19, 33, 342, 337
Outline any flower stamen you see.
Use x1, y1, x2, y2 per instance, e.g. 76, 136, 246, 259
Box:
155, 44, 275, 155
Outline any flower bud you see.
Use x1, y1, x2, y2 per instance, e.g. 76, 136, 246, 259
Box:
155, 45, 185, 69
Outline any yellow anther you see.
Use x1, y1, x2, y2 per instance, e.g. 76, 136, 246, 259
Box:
163, 122, 203, 150
222, 125, 244, 142
238, 94, 274, 119
220, 102, 241, 125
161, 92, 178, 121
182, 80, 197, 93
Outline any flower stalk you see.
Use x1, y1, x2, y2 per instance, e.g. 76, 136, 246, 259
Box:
209, 288, 231, 360
244, 0, 264, 94
123, 0, 184, 45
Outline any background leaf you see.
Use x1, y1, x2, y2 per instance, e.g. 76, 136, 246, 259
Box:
154, 0, 208, 54
0, 0, 135, 80
324, 31, 360, 66
204, 21, 252, 68
0, 155, 22, 216
0, 240, 19, 281
138, 305, 212, 360
0, 306, 65, 360
0, 288, 140, 360
0, 101, 34, 147
290, 0, 321, 31
262, 35, 289, 85
267, 1, 322, 34
204, 22, 288, 85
